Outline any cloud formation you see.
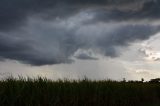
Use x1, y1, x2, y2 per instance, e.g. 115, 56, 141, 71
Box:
0, 0, 160, 65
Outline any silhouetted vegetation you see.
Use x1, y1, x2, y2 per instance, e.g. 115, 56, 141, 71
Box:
0, 77, 160, 106
149, 78, 160, 83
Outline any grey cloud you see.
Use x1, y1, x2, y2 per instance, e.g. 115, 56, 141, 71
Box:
0, 37, 74, 66
0, 0, 158, 31
139, 47, 160, 62
0, 22, 78, 65
75, 54, 98, 60
154, 58, 160, 61
0, 0, 160, 65
74, 49, 98, 60
0, 21, 159, 65
75, 24, 160, 57
80, 0, 160, 24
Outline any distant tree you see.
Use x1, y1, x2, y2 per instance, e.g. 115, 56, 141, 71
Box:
149, 78, 160, 83
141, 78, 144, 82
123, 78, 126, 82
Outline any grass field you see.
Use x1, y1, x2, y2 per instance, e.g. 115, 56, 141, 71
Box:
0, 77, 160, 106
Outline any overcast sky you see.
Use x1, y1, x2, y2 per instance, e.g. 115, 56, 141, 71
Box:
0, 0, 160, 80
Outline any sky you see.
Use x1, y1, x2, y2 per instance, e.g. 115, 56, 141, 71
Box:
0, 0, 160, 81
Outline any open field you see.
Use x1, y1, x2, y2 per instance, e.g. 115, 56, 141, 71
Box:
0, 77, 160, 106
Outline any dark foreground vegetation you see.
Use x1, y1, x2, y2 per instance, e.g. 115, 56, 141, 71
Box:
0, 77, 160, 106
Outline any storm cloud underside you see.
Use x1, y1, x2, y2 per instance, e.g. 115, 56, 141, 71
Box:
0, 0, 160, 65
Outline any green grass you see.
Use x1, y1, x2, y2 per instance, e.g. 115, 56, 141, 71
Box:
0, 77, 160, 106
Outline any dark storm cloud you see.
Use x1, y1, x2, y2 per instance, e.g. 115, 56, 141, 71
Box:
0, 35, 74, 66
88, 0, 160, 23
0, 0, 157, 30
0, 0, 160, 65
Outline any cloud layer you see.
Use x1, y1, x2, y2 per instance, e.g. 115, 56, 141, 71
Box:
0, 0, 160, 65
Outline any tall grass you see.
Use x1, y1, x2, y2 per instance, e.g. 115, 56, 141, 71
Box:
0, 77, 160, 106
